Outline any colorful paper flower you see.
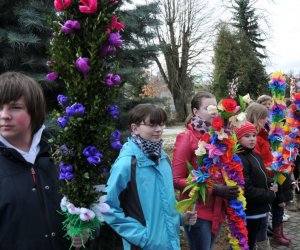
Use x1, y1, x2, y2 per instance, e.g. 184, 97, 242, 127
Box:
57, 116, 69, 128
76, 57, 90, 74
54, 0, 72, 11
66, 103, 85, 117
61, 20, 81, 33
83, 146, 103, 165
46, 72, 58, 81
108, 32, 123, 47
79, 0, 98, 14
107, 105, 119, 119
57, 94, 69, 106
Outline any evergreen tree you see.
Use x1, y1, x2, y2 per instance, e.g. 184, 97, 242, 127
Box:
231, 0, 266, 59
211, 24, 240, 99
0, 0, 61, 109
118, 2, 161, 99
212, 24, 269, 99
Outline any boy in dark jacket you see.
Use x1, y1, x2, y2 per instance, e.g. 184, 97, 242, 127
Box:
234, 121, 277, 250
0, 72, 82, 249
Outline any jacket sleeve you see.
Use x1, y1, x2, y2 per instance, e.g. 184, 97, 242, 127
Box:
172, 131, 193, 190
103, 157, 148, 248
242, 158, 276, 205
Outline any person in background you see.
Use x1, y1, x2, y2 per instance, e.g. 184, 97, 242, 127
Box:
103, 103, 197, 250
0, 72, 79, 249
172, 92, 239, 250
257, 95, 272, 132
234, 121, 277, 250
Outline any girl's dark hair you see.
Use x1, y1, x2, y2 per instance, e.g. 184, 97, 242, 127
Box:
0, 72, 46, 134
191, 91, 215, 112
129, 103, 167, 125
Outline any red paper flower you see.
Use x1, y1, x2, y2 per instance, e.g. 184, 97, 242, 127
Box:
79, 0, 97, 14
222, 98, 237, 112
54, 0, 72, 11
211, 117, 224, 131
109, 15, 125, 31
295, 93, 300, 100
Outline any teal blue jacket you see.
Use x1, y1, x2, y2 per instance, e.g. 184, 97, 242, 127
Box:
104, 139, 181, 250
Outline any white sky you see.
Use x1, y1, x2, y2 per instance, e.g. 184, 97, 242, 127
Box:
132, 0, 300, 76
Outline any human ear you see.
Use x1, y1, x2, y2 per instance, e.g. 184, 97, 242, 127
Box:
130, 123, 139, 135
192, 108, 200, 116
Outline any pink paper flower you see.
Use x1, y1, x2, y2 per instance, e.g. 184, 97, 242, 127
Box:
54, 0, 72, 11
79, 0, 98, 14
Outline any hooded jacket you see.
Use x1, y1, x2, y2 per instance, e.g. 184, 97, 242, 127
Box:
103, 139, 181, 250
0, 131, 69, 250
238, 148, 276, 216
172, 124, 225, 234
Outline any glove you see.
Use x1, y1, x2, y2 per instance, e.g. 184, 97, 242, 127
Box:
212, 185, 239, 200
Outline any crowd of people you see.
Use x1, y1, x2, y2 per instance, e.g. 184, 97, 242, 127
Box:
0, 71, 299, 250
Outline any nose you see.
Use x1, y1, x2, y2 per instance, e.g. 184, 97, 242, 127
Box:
0, 107, 12, 119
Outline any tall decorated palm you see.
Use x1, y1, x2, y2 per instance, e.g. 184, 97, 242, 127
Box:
47, 0, 124, 244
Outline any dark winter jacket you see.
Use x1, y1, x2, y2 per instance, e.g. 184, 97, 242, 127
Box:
0, 132, 69, 250
238, 148, 276, 216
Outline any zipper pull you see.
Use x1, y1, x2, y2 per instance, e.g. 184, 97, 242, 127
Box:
31, 167, 36, 183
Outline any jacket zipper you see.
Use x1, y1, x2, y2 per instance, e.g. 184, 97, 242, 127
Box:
250, 153, 275, 210
29, 164, 55, 249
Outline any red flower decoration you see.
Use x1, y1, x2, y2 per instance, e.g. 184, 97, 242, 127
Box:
54, 0, 72, 11
222, 98, 237, 112
211, 117, 224, 131
109, 16, 125, 31
79, 0, 97, 14
295, 92, 300, 100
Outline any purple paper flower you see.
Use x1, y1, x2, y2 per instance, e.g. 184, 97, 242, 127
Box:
99, 44, 116, 57
108, 32, 123, 47
46, 72, 58, 81
83, 146, 103, 165
61, 20, 81, 34
76, 57, 90, 74
57, 116, 69, 128
66, 103, 85, 117
57, 94, 69, 106
59, 162, 74, 180
105, 73, 114, 86
112, 74, 121, 85
60, 145, 68, 153
110, 131, 122, 150
111, 140, 122, 150
107, 105, 119, 119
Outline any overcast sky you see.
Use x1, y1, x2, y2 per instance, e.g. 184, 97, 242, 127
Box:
132, 0, 300, 76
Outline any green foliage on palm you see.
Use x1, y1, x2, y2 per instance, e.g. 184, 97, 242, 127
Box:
232, 0, 266, 59
48, 1, 122, 207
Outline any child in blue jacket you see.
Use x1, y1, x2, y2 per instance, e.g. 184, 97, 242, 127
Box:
103, 103, 196, 250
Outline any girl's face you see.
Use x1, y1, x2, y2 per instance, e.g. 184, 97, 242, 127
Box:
193, 98, 217, 122
131, 116, 165, 142
261, 100, 273, 110
239, 133, 257, 149
258, 116, 267, 128
0, 96, 32, 150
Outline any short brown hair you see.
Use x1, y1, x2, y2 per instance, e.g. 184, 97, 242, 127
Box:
129, 103, 167, 125
257, 95, 272, 104
246, 102, 268, 131
0, 72, 46, 134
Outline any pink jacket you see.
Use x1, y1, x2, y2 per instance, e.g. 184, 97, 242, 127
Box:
172, 124, 225, 234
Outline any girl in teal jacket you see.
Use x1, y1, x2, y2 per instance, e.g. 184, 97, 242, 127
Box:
104, 104, 196, 250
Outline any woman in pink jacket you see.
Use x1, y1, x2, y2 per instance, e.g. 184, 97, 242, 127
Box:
172, 92, 239, 250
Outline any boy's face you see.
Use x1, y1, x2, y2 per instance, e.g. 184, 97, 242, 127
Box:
239, 133, 257, 149
0, 97, 32, 149
261, 100, 273, 110
131, 116, 165, 142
